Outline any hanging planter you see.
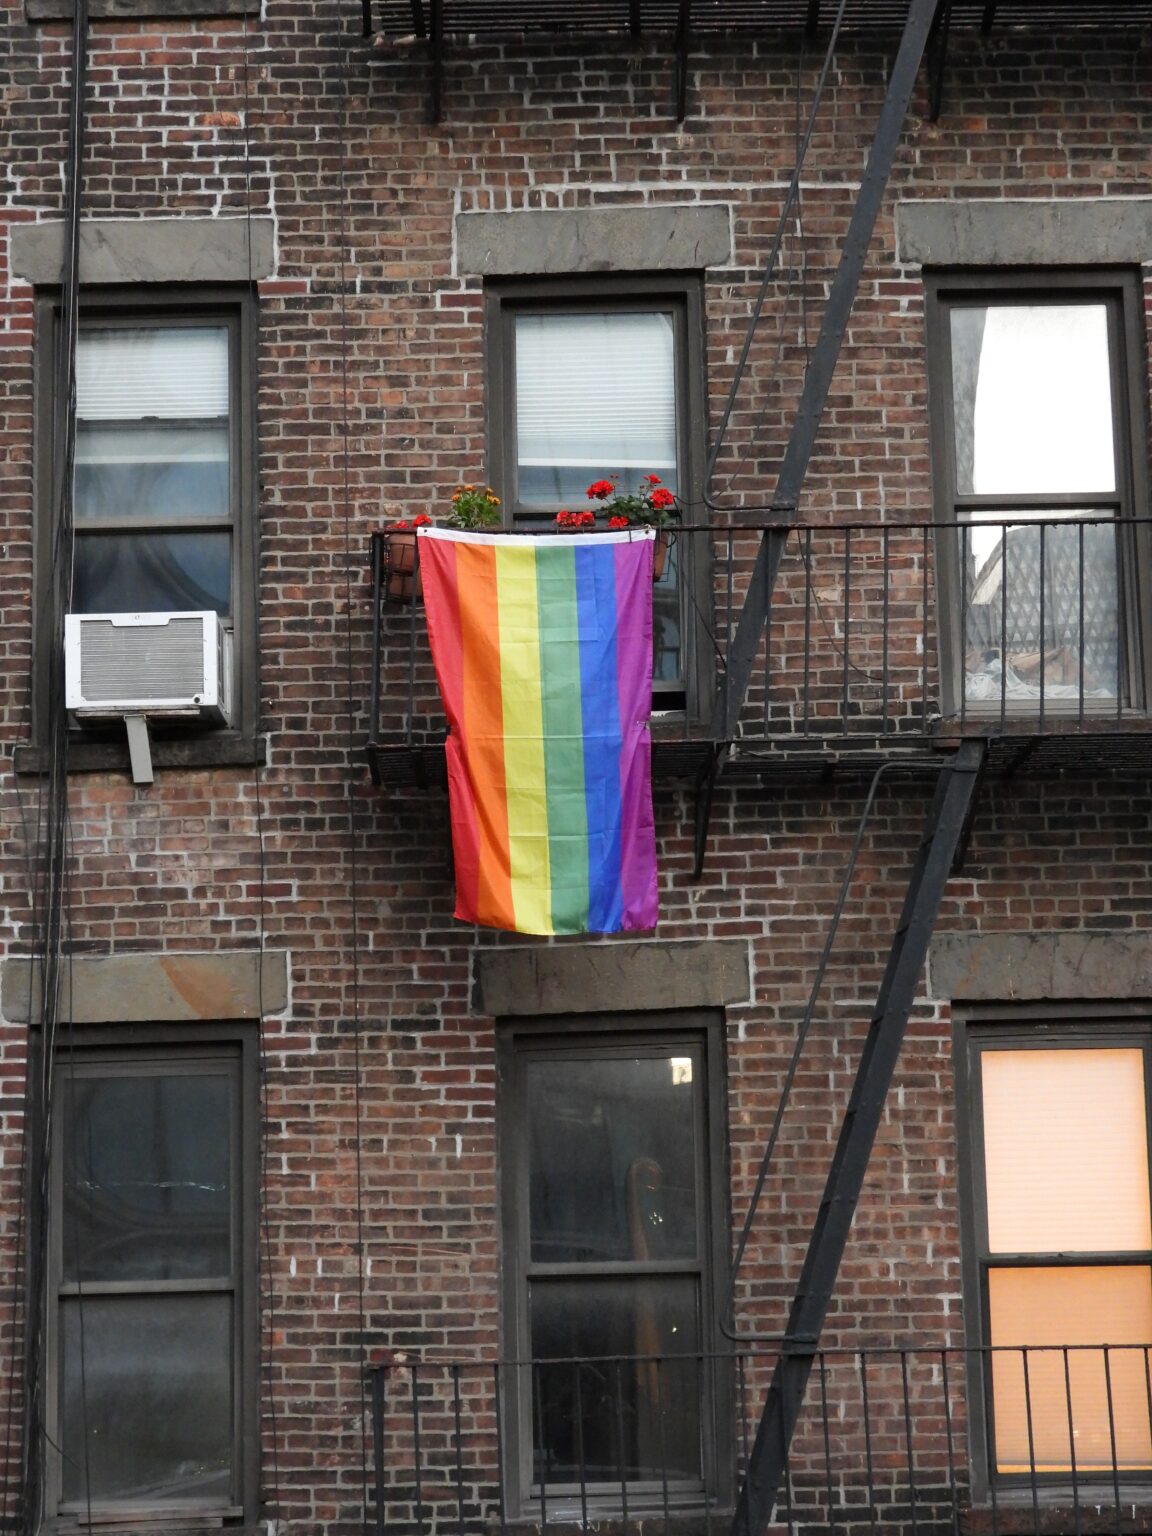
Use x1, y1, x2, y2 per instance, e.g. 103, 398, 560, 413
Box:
652, 527, 672, 583
381, 515, 431, 604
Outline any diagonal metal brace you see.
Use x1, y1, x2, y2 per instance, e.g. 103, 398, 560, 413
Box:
731, 739, 986, 1536
712, 0, 939, 741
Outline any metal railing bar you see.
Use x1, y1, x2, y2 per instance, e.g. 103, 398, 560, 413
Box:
890, 531, 897, 734
941, 1348, 960, 1536
900, 1349, 919, 1536
452, 1362, 465, 1536
412, 1362, 426, 1536
1062, 1347, 1081, 1536
493, 1362, 507, 1536
614, 1358, 630, 1523
532, 1361, 549, 1532
860, 1353, 878, 1536
657, 1357, 670, 1534
574, 1362, 589, 1532
1038, 522, 1046, 732
1021, 1348, 1040, 1536
1103, 1346, 1121, 1534
370, 1364, 386, 1536
802, 526, 814, 735
1078, 523, 1086, 729
818, 1351, 839, 1534
841, 528, 852, 730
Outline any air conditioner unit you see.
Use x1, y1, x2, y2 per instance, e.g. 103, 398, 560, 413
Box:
64, 611, 233, 726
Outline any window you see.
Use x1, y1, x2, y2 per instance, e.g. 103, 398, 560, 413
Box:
486, 277, 711, 719
927, 272, 1151, 718
498, 1015, 730, 1516
45, 1035, 257, 1522
35, 290, 257, 749
960, 1022, 1152, 1489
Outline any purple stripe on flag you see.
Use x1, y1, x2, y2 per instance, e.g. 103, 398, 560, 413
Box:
614, 536, 658, 930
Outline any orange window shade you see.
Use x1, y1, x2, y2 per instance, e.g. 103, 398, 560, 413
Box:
988, 1266, 1152, 1473
982, 1048, 1151, 1254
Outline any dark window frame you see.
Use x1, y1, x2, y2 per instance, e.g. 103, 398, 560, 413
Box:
496, 1009, 732, 1519
31, 285, 260, 766
485, 274, 713, 724
925, 267, 1152, 719
36, 1023, 260, 1527
954, 1004, 1152, 1502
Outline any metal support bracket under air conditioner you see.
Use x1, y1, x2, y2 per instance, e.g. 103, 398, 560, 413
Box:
124, 714, 154, 785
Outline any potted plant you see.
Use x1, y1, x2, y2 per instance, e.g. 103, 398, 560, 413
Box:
585, 474, 678, 580
448, 484, 502, 530
381, 512, 432, 603
380, 486, 503, 604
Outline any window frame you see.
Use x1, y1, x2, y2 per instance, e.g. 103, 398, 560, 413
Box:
37, 1024, 260, 1527
32, 286, 260, 760
496, 1009, 732, 1519
485, 274, 713, 724
925, 268, 1152, 720
955, 1005, 1152, 1501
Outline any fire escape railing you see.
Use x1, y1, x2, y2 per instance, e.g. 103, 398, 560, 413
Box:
366, 516, 1151, 783
367, 1344, 1152, 1536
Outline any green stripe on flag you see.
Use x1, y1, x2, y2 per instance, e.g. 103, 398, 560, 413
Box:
536, 542, 589, 933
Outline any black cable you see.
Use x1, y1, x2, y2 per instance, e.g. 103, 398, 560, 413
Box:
704, 0, 848, 500
719, 758, 946, 1345
335, 1, 371, 1515
21, 0, 88, 1522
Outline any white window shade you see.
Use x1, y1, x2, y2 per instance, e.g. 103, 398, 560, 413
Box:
515, 312, 677, 471
77, 327, 230, 422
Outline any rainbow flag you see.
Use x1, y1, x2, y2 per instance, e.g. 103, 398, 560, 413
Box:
418, 526, 658, 935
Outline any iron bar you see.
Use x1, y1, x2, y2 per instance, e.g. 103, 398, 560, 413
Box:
940, 1349, 959, 1536
370, 1367, 386, 1536
1021, 1349, 1039, 1536
729, 739, 986, 1536
1103, 1347, 1122, 1533
899, 1350, 919, 1536
1062, 1348, 1081, 1536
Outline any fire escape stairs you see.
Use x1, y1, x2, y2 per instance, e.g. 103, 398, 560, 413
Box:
729, 736, 986, 1536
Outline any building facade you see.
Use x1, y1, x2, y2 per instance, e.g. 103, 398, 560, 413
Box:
1, 2, 1151, 1534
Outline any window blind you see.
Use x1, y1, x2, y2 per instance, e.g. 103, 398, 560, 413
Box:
515, 312, 677, 470
77, 327, 230, 422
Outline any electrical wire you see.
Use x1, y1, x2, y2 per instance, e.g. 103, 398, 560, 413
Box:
335, 1, 372, 1516
239, 10, 285, 1516
719, 757, 947, 1345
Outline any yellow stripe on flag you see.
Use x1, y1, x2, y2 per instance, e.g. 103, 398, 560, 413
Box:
495, 544, 553, 934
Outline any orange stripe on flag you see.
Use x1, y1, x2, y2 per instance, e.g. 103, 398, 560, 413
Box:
456, 540, 515, 929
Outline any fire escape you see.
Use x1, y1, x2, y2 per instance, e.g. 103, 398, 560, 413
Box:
362, 2, 1152, 1531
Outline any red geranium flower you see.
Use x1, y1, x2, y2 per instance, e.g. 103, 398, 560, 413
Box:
586, 479, 616, 501
650, 488, 676, 510
607, 515, 630, 529
643, 474, 662, 485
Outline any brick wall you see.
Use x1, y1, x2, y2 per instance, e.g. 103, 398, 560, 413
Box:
1, 6, 1151, 1530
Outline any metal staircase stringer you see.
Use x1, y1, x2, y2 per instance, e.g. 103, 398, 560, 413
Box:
730, 738, 987, 1536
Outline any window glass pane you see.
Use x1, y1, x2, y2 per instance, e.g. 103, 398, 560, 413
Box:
74, 531, 231, 616
77, 424, 230, 523
962, 514, 1120, 707
62, 1072, 232, 1283
950, 304, 1115, 496
529, 1276, 702, 1486
982, 1047, 1151, 1253
515, 312, 677, 506
61, 1294, 233, 1505
527, 1053, 700, 1264
77, 327, 230, 422
987, 1266, 1152, 1473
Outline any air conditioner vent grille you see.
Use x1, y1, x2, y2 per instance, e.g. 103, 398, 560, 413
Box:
78, 616, 209, 702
